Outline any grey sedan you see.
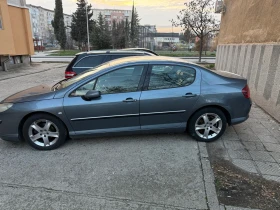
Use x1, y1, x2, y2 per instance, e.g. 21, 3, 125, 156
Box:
0, 57, 251, 150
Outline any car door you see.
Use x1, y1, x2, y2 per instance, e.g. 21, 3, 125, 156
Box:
139, 64, 201, 131
72, 55, 106, 74
63, 65, 147, 136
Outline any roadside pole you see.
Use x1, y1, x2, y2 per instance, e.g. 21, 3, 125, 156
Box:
85, 0, 90, 51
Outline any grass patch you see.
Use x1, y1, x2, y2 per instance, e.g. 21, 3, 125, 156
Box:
48, 50, 81, 56
204, 63, 216, 70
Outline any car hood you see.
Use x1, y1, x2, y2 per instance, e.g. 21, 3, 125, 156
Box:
2, 85, 55, 103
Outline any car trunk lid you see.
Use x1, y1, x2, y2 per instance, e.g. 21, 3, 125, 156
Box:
214, 70, 246, 80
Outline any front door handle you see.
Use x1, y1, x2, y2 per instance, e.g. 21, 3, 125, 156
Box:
182, 93, 197, 98
123, 98, 137, 102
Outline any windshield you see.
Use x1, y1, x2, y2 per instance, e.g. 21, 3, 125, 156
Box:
54, 63, 110, 90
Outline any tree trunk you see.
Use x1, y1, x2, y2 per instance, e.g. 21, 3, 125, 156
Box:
199, 36, 203, 63
205, 36, 207, 56
78, 42, 81, 51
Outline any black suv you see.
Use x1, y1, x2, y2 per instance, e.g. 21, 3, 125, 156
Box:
65, 50, 156, 78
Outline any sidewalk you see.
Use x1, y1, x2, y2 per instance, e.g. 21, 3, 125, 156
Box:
33, 50, 59, 56
0, 63, 67, 81
207, 103, 280, 210
217, 103, 280, 181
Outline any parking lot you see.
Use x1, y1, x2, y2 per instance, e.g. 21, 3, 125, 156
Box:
1, 64, 280, 210
0, 64, 217, 210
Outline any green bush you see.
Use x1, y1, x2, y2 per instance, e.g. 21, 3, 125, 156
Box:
205, 64, 215, 70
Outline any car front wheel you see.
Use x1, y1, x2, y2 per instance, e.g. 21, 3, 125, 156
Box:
22, 114, 67, 150
188, 108, 227, 142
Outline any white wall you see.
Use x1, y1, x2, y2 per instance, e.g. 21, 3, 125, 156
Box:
216, 44, 280, 122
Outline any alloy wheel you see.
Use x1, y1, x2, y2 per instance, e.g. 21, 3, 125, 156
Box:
28, 119, 60, 147
195, 113, 223, 140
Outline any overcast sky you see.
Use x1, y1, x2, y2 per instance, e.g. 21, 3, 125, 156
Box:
26, 0, 187, 32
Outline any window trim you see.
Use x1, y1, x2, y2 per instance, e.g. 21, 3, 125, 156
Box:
69, 64, 149, 97
143, 64, 197, 91
73, 55, 106, 68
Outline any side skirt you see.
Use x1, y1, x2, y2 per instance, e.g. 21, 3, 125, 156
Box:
69, 123, 186, 139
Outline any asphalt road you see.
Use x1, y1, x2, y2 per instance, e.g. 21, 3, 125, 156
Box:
0, 65, 216, 210
31, 55, 216, 64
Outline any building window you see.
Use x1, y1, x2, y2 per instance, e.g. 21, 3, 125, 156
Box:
0, 7, 3, 30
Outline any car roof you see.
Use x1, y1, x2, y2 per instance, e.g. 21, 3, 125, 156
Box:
121, 48, 158, 55
107, 56, 196, 66
76, 50, 153, 56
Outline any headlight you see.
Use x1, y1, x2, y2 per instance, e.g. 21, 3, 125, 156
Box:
0, 103, 13, 113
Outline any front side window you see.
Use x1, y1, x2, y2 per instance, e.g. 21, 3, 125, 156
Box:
71, 65, 144, 96
74, 55, 104, 68
148, 65, 196, 90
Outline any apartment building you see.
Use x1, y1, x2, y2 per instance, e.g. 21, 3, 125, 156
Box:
27, 4, 72, 45
154, 33, 180, 48
0, 0, 34, 70
92, 9, 132, 28
138, 25, 157, 49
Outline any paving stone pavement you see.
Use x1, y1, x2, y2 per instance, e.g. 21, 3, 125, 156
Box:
220, 205, 260, 210
212, 103, 280, 183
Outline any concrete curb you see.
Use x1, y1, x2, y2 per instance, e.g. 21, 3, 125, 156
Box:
41, 61, 70, 63
198, 142, 221, 210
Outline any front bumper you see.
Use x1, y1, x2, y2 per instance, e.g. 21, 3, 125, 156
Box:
0, 134, 20, 142
0, 111, 22, 142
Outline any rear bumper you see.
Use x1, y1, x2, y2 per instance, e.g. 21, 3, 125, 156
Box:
230, 98, 252, 125
231, 115, 249, 125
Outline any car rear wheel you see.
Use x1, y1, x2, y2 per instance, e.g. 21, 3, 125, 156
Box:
188, 108, 227, 142
23, 114, 67, 150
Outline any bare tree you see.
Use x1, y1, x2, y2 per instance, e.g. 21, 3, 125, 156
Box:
174, 0, 220, 62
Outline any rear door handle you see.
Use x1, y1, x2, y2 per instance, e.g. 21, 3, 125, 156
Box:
182, 93, 197, 98
123, 98, 137, 102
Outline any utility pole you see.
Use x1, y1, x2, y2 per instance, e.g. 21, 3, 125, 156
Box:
85, 0, 90, 51
170, 19, 174, 52
172, 24, 173, 45
171, 22, 174, 52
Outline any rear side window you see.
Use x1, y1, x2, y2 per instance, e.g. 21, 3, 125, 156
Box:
66, 55, 78, 71
148, 65, 196, 90
74, 55, 104, 68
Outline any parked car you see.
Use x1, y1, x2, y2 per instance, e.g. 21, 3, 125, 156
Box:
121, 48, 159, 56
65, 50, 156, 78
0, 56, 251, 150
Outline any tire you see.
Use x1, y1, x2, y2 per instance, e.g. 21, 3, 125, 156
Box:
187, 107, 227, 142
22, 114, 67, 150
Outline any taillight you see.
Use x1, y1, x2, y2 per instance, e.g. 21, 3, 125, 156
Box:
242, 84, 250, 99
65, 71, 77, 79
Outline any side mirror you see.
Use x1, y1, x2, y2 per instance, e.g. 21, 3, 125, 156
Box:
82, 90, 101, 101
